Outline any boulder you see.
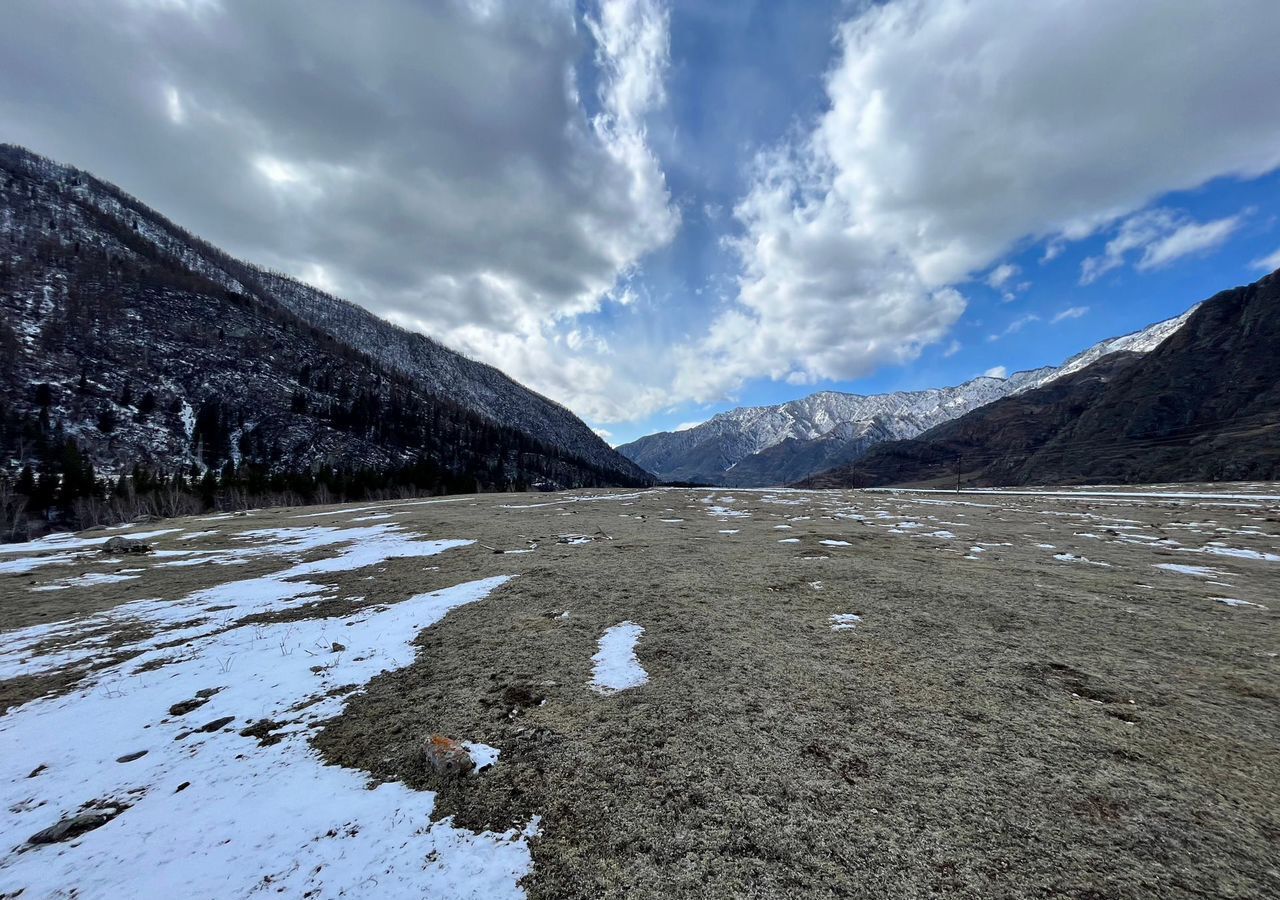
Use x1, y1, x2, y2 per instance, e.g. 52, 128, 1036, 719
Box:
28, 808, 122, 844
102, 536, 152, 554
423, 735, 474, 777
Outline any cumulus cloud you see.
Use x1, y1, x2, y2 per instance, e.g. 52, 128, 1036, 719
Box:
6, 0, 1280, 425
983, 366, 1007, 379
1080, 209, 1244, 283
673, 420, 704, 432
0, 0, 677, 422
1052, 306, 1089, 324
678, 0, 1280, 403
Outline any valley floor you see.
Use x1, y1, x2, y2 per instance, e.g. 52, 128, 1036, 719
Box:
1, 485, 1277, 898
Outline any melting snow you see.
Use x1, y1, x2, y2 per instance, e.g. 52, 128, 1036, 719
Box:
0, 529, 181, 555
1188, 546, 1280, 562
829, 614, 862, 631
31, 572, 142, 592
1153, 563, 1226, 578
1053, 553, 1111, 567
590, 622, 648, 694
1212, 597, 1268, 609
0, 576, 536, 898
463, 742, 502, 772
0, 528, 469, 681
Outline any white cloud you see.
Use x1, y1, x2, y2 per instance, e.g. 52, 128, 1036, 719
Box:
678, 0, 1280, 405
1081, 210, 1244, 283
1139, 216, 1242, 270
987, 313, 1039, 342
1052, 306, 1089, 324
986, 263, 1019, 289
592, 427, 613, 440
673, 420, 704, 432
983, 366, 1007, 379
942, 339, 961, 358
9, 0, 1280, 425
0, 0, 678, 424
1252, 247, 1280, 272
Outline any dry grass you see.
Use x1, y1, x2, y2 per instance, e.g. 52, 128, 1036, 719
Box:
4, 486, 1278, 898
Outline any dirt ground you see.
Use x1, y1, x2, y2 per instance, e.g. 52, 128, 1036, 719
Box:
2, 485, 1277, 898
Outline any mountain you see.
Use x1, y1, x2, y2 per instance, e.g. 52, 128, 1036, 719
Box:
802, 271, 1280, 488
618, 308, 1196, 486
0, 144, 649, 522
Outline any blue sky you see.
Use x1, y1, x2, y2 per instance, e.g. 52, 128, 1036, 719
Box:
623, 167, 1280, 444
4, 0, 1280, 447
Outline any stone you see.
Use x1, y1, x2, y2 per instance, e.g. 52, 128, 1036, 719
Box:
102, 536, 152, 554
28, 808, 122, 845
198, 716, 235, 733
423, 735, 474, 777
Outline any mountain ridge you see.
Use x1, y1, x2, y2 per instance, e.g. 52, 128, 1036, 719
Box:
801, 271, 1280, 488
618, 307, 1197, 486
0, 143, 646, 484
0, 144, 649, 535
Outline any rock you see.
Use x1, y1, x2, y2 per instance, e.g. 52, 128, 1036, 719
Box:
116, 750, 147, 763
330, 642, 346, 653
168, 697, 210, 717
28, 807, 122, 845
102, 536, 152, 554
198, 716, 235, 733
423, 735, 475, 777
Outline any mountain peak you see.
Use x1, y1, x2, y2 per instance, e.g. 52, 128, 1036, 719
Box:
618, 307, 1195, 486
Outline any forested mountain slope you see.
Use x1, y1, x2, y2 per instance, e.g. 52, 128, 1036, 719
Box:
802, 272, 1280, 488
0, 145, 648, 534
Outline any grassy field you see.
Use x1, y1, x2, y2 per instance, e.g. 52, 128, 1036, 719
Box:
2, 486, 1277, 898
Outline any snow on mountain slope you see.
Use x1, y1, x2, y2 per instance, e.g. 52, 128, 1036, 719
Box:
619, 309, 1196, 486
1009, 305, 1198, 394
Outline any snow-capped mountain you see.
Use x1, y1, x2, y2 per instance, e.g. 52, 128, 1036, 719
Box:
618, 307, 1197, 486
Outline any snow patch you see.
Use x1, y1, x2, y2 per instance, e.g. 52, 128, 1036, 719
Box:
590, 622, 648, 694
1153, 563, 1226, 578
0, 577, 536, 898
1212, 597, 1267, 609
1053, 553, 1111, 567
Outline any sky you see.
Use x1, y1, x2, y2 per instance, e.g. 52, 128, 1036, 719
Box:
3, 0, 1280, 446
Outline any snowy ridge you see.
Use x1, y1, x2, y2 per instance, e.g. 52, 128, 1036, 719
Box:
1009, 305, 1199, 394
619, 308, 1195, 486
